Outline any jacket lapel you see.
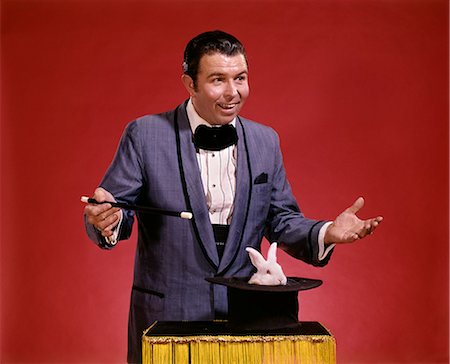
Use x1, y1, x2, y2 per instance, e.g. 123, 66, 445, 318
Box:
175, 104, 220, 269
218, 118, 251, 274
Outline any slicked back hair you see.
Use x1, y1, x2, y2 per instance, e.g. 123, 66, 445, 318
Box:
183, 30, 248, 87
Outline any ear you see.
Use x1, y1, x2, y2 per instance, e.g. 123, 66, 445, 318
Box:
246, 247, 267, 268
267, 243, 278, 263
181, 74, 195, 97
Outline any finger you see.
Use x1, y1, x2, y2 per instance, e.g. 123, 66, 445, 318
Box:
98, 206, 120, 220
101, 228, 114, 237
87, 205, 118, 224
369, 220, 379, 232
102, 220, 119, 237
345, 197, 365, 215
338, 228, 358, 242
85, 205, 107, 225
355, 229, 368, 239
366, 219, 379, 234
85, 202, 113, 215
358, 227, 373, 239
96, 211, 120, 232
96, 208, 121, 226
107, 210, 122, 229
348, 232, 360, 242
357, 218, 380, 238
367, 216, 383, 225
84, 203, 115, 223
363, 221, 377, 237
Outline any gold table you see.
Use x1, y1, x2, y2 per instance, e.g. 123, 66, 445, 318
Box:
143, 321, 336, 364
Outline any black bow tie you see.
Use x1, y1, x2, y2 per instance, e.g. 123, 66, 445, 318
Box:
193, 124, 238, 151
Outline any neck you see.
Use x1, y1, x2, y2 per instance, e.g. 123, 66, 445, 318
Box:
186, 99, 235, 133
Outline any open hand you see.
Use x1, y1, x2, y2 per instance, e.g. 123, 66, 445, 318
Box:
324, 197, 383, 244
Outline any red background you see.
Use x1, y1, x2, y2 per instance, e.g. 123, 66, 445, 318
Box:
1, 1, 448, 363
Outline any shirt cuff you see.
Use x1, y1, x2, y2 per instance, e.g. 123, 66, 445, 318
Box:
318, 221, 336, 261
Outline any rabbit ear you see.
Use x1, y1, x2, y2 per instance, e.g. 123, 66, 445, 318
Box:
246, 247, 267, 268
267, 243, 278, 263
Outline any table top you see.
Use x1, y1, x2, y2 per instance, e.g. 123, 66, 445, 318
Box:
144, 321, 332, 338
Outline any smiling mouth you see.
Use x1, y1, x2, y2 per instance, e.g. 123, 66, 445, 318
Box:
218, 102, 239, 110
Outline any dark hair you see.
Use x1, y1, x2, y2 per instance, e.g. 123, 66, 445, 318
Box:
183, 30, 247, 85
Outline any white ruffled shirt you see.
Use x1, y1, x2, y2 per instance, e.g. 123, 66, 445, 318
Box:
186, 100, 237, 225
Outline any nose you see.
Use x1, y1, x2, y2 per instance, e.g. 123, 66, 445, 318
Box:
224, 80, 238, 99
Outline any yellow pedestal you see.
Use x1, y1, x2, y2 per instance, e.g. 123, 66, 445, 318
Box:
142, 321, 336, 364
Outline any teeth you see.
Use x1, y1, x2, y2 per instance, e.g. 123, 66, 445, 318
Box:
219, 103, 237, 109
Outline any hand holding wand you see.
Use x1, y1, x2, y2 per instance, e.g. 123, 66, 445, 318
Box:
81, 196, 193, 220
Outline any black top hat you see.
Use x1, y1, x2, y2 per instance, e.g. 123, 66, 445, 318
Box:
206, 276, 322, 332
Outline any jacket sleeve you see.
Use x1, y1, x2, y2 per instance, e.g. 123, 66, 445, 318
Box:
264, 131, 333, 267
84, 121, 143, 249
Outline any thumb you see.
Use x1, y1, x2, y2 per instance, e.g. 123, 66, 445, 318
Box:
346, 196, 364, 214
93, 187, 116, 203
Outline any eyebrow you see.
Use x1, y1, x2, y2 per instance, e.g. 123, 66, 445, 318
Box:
207, 71, 248, 79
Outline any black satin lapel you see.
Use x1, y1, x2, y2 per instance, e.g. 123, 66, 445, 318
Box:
218, 119, 251, 274
175, 105, 219, 269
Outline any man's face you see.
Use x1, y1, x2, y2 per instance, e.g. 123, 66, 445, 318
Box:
185, 52, 249, 125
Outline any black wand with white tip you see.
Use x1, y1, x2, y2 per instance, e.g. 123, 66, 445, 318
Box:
81, 196, 193, 220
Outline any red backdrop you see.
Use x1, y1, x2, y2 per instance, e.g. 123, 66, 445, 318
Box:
1, 1, 448, 363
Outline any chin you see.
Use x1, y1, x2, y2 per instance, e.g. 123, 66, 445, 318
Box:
210, 117, 235, 126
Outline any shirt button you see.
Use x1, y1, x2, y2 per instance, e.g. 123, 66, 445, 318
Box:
212, 184, 216, 188
212, 153, 215, 157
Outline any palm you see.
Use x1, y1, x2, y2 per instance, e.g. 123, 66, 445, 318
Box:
325, 197, 383, 244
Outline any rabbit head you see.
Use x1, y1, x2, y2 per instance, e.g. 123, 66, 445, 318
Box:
246, 242, 287, 285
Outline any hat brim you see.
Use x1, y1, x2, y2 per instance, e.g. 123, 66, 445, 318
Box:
206, 276, 322, 292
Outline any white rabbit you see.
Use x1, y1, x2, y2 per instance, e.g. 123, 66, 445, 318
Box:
246, 242, 287, 285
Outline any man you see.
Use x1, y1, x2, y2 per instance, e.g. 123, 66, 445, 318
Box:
84, 30, 382, 363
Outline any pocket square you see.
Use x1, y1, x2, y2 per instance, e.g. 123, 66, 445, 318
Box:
254, 173, 268, 184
